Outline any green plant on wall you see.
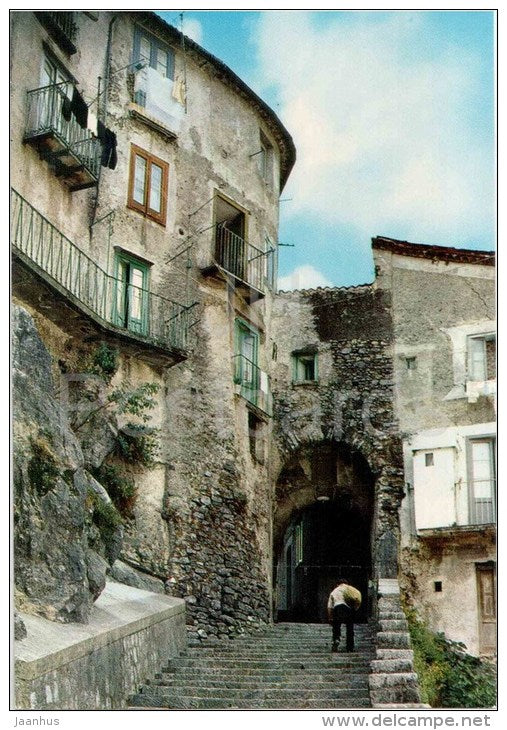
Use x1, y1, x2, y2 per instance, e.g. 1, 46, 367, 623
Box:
406, 608, 496, 708
77, 344, 161, 519
90, 464, 137, 519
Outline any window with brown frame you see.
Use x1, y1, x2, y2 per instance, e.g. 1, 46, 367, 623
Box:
127, 144, 169, 225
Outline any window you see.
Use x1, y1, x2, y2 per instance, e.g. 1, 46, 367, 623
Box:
133, 27, 174, 82
468, 334, 496, 381
425, 452, 434, 467
468, 438, 496, 525
434, 581, 442, 592
235, 318, 259, 380
127, 145, 168, 225
406, 357, 417, 370
113, 251, 150, 335
293, 351, 318, 383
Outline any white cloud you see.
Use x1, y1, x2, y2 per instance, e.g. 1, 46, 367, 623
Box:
278, 265, 332, 291
183, 18, 203, 45
255, 12, 494, 246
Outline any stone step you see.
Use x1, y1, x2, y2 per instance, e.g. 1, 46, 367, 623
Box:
369, 672, 419, 689
161, 662, 370, 682
129, 693, 371, 709
164, 652, 374, 670
378, 611, 406, 620
153, 672, 369, 690
376, 631, 411, 648
140, 684, 370, 700
129, 622, 377, 710
370, 658, 414, 674
370, 687, 422, 705
378, 619, 408, 632
376, 648, 414, 661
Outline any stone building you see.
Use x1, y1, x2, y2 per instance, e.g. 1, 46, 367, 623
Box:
11, 9, 294, 642
11, 10, 495, 710
373, 237, 496, 657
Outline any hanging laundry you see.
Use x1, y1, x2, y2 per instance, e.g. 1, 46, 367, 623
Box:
97, 120, 117, 170
87, 110, 98, 137
71, 87, 88, 129
62, 97, 72, 122
172, 75, 186, 106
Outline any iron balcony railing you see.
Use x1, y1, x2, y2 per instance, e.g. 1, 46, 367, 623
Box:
470, 483, 496, 526
24, 84, 100, 180
233, 354, 273, 417
215, 225, 274, 294
11, 190, 192, 353
35, 12, 78, 54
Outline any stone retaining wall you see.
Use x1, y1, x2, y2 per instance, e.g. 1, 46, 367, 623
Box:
14, 582, 186, 710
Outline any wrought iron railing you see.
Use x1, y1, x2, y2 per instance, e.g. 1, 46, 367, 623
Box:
24, 84, 100, 180
215, 225, 274, 294
11, 190, 192, 353
36, 12, 77, 53
233, 354, 272, 416
470, 484, 496, 525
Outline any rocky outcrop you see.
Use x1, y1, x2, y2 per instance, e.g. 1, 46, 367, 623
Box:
12, 305, 111, 623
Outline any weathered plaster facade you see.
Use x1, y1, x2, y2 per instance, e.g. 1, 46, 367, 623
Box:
373, 237, 496, 656
11, 9, 295, 645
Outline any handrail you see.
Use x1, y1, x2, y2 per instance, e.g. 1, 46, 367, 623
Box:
11, 189, 192, 353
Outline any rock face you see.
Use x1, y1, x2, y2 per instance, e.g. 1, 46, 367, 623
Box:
12, 305, 108, 623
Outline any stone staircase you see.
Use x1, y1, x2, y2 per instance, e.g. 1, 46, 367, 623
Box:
369, 581, 429, 709
129, 622, 375, 709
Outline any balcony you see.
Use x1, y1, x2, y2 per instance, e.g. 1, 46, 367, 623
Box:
202, 225, 274, 302
11, 190, 193, 366
24, 84, 100, 191
233, 354, 272, 418
35, 12, 78, 55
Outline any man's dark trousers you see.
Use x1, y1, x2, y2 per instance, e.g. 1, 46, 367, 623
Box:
332, 604, 354, 651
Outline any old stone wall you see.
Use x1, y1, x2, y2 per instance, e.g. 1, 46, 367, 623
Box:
15, 582, 186, 710
271, 284, 404, 578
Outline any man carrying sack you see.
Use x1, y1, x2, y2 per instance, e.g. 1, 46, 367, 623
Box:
327, 578, 362, 652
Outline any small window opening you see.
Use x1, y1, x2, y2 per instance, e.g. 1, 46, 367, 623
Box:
293, 353, 318, 383
425, 452, 434, 467
434, 581, 442, 592
406, 357, 417, 370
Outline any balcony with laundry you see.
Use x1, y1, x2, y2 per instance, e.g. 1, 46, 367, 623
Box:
233, 354, 273, 418
23, 80, 102, 191
11, 190, 194, 367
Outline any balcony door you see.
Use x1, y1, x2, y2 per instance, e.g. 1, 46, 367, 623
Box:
468, 438, 496, 525
114, 252, 149, 336
234, 318, 259, 404
34, 56, 69, 135
214, 195, 247, 282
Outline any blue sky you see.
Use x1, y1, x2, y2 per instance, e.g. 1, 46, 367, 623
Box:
158, 10, 495, 289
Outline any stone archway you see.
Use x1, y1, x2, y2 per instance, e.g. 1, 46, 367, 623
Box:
273, 441, 375, 623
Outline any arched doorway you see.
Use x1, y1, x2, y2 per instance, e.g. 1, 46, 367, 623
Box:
273, 442, 374, 623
